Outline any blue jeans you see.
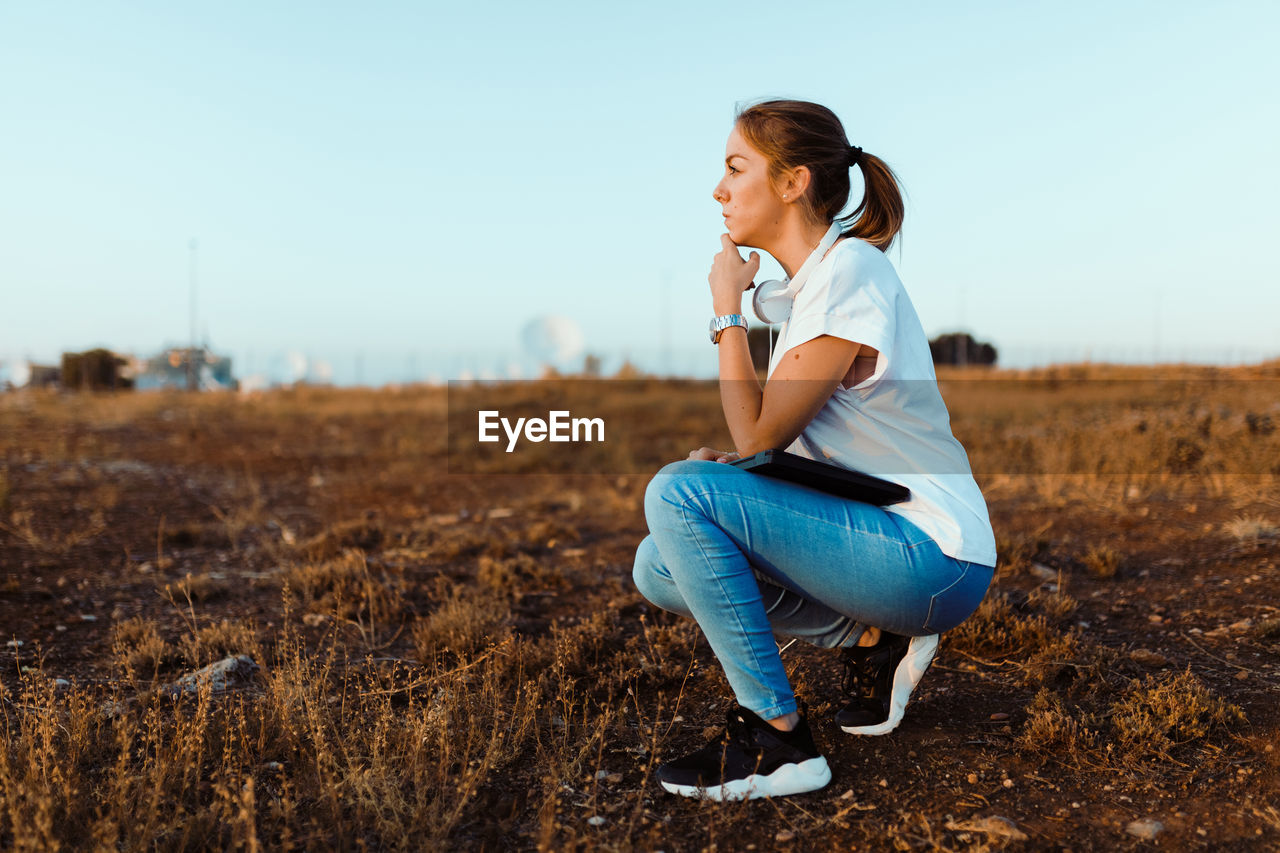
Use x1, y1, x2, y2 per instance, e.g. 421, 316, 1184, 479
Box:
633, 459, 994, 720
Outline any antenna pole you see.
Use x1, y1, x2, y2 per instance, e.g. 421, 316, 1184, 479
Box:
188, 238, 198, 391
661, 272, 672, 377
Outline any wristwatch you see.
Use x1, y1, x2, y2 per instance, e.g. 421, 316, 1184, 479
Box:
709, 313, 747, 344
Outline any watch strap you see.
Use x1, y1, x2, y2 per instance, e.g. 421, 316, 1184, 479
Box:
710, 313, 748, 344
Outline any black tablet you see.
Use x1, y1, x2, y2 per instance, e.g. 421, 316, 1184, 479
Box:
729, 449, 910, 506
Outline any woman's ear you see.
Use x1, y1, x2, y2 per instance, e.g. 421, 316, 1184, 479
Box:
779, 165, 812, 203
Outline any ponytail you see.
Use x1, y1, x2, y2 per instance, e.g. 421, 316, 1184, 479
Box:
840, 150, 905, 254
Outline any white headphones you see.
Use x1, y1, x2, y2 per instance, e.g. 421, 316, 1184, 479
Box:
750, 221, 844, 325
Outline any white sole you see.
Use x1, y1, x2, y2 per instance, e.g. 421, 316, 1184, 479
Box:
660, 756, 831, 801
840, 634, 938, 736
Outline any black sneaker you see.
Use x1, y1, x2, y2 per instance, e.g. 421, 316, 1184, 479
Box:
835, 632, 938, 735
656, 705, 831, 800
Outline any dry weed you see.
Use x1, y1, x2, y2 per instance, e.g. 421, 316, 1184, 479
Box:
622, 616, 700, 686
178, 619, 259, 667
413, 589, 512, 660
946, 593, 1058, 658
111, 617, 173, 680
1, 508, 106, 556
993, 523, 1051, 579
476, 552, 566, 595
294, 517, 383, 561
165, 571, 231, 604
1253, 618, 1280, 642
946, 593, 1082, 686
1222, 514, 1279, 541
1081, 545, 1122, 579
1016, 688, 1096, 757
1027, 585, 1078, 622
1110, 669, 1246, 760
208, 472, 268, 552
284, 551, 405, 628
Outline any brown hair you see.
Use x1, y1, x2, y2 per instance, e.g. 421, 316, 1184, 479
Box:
735, 99, 905, 253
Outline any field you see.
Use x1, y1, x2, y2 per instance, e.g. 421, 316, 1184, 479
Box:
2, 366, 1279, 851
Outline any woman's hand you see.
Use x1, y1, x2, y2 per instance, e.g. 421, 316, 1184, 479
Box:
688, 446, 742, 463
709, 234, 761, 315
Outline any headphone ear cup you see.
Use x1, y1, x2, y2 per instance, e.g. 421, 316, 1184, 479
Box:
752, 279, 794, 325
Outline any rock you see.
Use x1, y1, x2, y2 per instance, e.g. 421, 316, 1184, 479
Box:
165, 654, 260, 697
5, 639, 22, 649
53, 678, 71, 690
1029, 563, 1058, 583
945, 816, 1027, 841
774, 829, 795, 842
1128, 648, 1169, 667
1126, 818, 1163, 840
587, 816, 606, 827
302, 613, 327, 627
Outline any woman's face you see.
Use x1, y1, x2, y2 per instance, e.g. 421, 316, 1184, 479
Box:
712, 125, 786, 249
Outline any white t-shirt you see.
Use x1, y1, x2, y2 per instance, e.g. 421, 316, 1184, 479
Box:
766, 236, 997, 567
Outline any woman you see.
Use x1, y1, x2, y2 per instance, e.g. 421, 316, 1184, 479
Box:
632, 99, 997, 800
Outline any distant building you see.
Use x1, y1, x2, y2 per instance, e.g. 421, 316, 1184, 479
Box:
27, 364, 61, 388
62, 349, 134, 390
135, 347, 237, 391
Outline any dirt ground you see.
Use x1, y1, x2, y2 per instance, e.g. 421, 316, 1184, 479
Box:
2, 373, 1278, 851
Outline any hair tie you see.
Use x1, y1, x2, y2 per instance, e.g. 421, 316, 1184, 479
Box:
848, 145, 864, 167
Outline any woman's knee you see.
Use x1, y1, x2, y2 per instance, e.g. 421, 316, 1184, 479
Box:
632, 535, 689, 615
632, 535, 664, 599
643, 459, 723, 523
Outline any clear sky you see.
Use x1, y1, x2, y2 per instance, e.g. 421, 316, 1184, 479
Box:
2, 1, 1277, 384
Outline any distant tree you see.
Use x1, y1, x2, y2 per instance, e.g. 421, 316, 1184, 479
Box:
929, 332, 997, 367
748, 326, 773, 378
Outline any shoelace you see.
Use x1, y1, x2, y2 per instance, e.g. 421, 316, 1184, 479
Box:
841, 645, 890, 700
719, 708, 773, 760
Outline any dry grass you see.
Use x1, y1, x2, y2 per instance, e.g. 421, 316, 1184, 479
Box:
1016, 688, 1097, 757
1110, 669, 1247, 761
178, 619, 260, 668
413, 587, 512, 660
1080, 544, 1122, 579
2, 371, 1277, 849
111, 617, 174, 681
1223, 514, 1280, 541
